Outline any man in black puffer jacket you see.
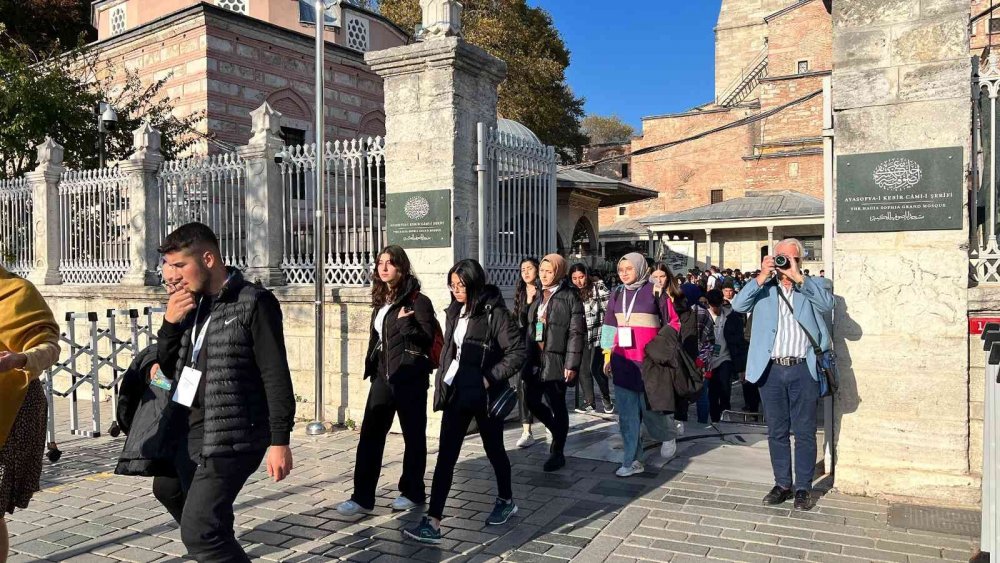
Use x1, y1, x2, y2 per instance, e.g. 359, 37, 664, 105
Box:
156, 222, 295, 563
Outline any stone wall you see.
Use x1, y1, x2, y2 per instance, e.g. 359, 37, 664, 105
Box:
831, 0, 977, 503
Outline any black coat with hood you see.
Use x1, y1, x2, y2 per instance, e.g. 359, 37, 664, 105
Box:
525, 281, 587, 383
363, 276, 436, 386
434, 285, 525, 412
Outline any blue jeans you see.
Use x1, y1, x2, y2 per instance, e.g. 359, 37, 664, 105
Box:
758, 361, 818, 491
615, 384, 676, 467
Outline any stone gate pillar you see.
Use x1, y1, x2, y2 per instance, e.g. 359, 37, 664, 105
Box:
832, 1, 975, 502
120, 123, 164, 286
366, 35, 506, 311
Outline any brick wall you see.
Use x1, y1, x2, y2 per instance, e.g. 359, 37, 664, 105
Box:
715, 0, 800, 101
766, 0, 833, 77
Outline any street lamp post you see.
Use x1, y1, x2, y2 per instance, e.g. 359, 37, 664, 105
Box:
306, 0, 328, 437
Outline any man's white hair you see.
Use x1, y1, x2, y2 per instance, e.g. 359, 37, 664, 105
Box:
775, 237, 806, 259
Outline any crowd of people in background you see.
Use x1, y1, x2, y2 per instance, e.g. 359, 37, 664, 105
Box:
0, 222, 836, 561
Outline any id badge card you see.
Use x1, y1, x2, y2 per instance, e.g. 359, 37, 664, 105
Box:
712, 344, 722, 357
618, 326, 634, 348
149, 366, 172, 391
172, 366, 202, 407
535, 321, 545, 342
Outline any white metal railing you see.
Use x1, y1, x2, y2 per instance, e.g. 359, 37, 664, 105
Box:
59, 168, 130, 284
973, 51, 1000, 284
0, 177, 33, 276
478, 124, 558, 288
158, 154, 248, 269
279, 137, 386, 286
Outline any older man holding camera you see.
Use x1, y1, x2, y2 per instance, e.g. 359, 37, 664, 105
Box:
731, 238, 833, 511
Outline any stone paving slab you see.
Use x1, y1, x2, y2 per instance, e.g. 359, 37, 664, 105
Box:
7, 399, 981, 562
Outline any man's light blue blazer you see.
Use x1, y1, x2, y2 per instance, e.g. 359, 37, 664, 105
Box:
730, 276, 834, 384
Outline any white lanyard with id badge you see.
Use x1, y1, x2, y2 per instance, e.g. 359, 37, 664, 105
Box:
617, 288, 640, 349
172, 299, 211, 407
535, 287, 559, 343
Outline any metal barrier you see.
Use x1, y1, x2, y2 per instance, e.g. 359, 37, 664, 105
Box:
42, 306, 164, 462
981, 323, 999, 557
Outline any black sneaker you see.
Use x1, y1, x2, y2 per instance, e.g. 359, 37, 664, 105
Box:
485, 498, 518, 525
603, 402, 615, 414
543, 453, 566, 472
574, 403, 595, 414
403, 516, 442, 544
793, 490, 814, 511
762, 485, 793, 505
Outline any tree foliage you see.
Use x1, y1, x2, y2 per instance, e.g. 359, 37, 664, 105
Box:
0, 0, 96, 53
379, 0, 587, 162
0, 29, 202, 179
581, 114, 635, 145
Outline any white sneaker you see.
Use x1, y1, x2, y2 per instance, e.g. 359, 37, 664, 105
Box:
391, 495, 418, 511
336, 500, 370, 516
675, 420, 685, 436
660, 439, 677, 461
516, 432, 535, 448
615, 460, 645, 478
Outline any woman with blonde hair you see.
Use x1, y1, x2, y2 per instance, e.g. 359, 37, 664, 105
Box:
0, 266, 61, 563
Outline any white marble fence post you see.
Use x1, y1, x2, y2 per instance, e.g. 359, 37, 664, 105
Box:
238, 102, 287, 286
120, 122, 165, 286
26, 138, 65, 286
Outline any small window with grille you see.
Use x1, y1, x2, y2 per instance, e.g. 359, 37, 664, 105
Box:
110, 4, 127, 36
797, 60, 809, 74
618, 206, 626, 216
346, 14, 370, 52
990, 18, 1000, 34
217, 0, 248, 14
620, 163, 630, 179
711, 189, 723, 204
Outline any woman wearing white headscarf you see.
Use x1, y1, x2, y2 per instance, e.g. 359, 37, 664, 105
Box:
601, 253, 680, 477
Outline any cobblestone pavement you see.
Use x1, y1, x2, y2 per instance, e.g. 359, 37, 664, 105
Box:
8, 404, 981, 563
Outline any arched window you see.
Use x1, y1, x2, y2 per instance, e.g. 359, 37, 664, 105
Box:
217, 0, 248, 15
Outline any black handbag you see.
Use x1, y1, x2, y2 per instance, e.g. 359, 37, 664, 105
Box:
776, 287, 838, 398
487, 383, 517, 419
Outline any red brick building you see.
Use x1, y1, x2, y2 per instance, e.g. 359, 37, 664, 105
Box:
598, 0, 832, 272
86, 0, 408, 152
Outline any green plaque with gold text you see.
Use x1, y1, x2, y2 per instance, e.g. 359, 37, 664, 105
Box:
836, 147, 963, 233
386, 190, 452, 248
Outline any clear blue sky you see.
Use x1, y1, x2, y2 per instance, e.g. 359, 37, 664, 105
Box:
528, 0, 723, 133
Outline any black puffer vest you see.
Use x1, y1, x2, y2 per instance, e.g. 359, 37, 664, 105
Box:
172, 270, 271, 457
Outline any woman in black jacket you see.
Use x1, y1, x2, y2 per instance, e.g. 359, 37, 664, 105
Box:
524, 253, 586, 472
512, 257, 540, 447
337, 245, 437, 516
404, 259, 525, 544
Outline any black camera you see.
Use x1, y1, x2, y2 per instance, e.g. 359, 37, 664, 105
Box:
774, 255, 792, 269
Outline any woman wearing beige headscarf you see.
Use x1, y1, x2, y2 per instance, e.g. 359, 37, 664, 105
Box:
523, 254, 586, 472
0, 266, 60, 563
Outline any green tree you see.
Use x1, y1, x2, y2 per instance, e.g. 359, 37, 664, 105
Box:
0, 29, 202, 179
581, 114, 635, 145
379, 0, 587, 162
0, 0, 96, 53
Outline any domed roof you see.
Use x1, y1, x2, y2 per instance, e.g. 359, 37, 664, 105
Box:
498, 118, 543, 146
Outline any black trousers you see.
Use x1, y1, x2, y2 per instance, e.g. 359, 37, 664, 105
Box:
524, 377, 568, 454
152, 428, 264, 563
516, 371, 534, 424
427, 401, 512, 521
352, 375, 427, 509
742, 379, 761, 412
707, 360, 734, 422
578, 345, 611, 408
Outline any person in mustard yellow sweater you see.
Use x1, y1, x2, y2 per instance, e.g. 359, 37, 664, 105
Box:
0, 265, 60, 563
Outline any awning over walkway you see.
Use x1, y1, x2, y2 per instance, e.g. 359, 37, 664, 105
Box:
639, 190, 824, 232
557, 169, 658, 207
